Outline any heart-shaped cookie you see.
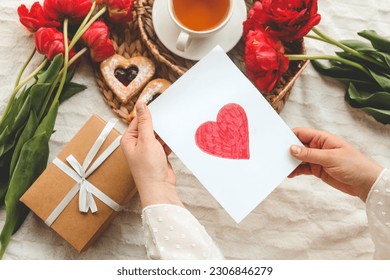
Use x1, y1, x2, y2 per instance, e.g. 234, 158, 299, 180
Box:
100, 54, 155, 104
127, 78, 172, 122
114, 66, 139, 86
195, 103, 250, 160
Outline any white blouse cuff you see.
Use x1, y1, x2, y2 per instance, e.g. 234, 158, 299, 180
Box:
366, 168, 390, 259
141, 204, 224, 260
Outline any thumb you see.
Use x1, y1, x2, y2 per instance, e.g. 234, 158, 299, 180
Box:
135, 101, 155, 142
290, 145, 330, 165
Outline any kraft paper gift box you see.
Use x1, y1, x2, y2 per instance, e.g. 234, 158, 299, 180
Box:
20, 114, 137, 252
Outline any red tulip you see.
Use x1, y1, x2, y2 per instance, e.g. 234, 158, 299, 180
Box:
17, 2, 60, 32
244, 29, 289, 93
35, 27, 76, 60
243, 0, 321, 42
106, 0, 134, 24
43, 0, 92, 24
89, 41, 115, 62
81, 21, 115, 62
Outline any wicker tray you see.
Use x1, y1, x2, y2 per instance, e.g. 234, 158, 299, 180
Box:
94, 0, 309, 123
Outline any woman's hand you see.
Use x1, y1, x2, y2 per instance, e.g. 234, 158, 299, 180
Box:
289, 127, 383, 202
121, 101, 183, 208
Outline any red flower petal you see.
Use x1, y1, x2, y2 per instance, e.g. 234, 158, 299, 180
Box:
43, 0, 92, 24
18, 2, 60, 32
245, 0, 321, 42
35, 27, 75, 60
107, 0, 134, 24
81, 21, 115, 62
244, 29, 289, 94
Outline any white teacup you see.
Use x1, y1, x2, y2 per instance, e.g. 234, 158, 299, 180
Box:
167, 0, 235, 52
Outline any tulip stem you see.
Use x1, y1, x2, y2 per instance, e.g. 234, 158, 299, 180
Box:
68, 47, 88, 66
287, 54, 370, 75
69, 6, 107, 50
39, 18, 80, 120
38, 47, 88, 120
304, 34, 328, 43
78, 1, 96, 36
1, 58, 47, 123
12, 58, 47, 96
311, 27, 388, 72
53, 18, 70, 106
14, 49, 36, 88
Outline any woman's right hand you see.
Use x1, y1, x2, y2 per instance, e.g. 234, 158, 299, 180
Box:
289, 127, 383, 202
120, 101, 183, 208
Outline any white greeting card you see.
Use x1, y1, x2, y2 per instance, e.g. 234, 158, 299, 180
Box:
149, 46, 302, 223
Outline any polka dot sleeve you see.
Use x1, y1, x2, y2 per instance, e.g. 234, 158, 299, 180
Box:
141, 204, 224, 260
366, 168, 390, 259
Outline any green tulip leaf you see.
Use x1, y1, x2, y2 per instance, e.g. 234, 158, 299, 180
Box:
0, 86, 30, 132
0, 126, 10, 145
65, 67, 76, 84
12, 95, 32, 133
339, 39, 375, 51
34, 101, 59, 139
29, 83, 52, 114
0, 132, 50, 258
345, 83, 390, 124
0, 170, 9, 205
0, 127, 11, 160
0, 98, 33, 160
0, 125, 26, 163
346, 83, 390, 109
16, 86, 31, 110
311, 60, 364, 79
59, 82, 87, 104
37, 54, 63, 84
0, 146, 4, 160
360, 107, 390, 124
376, 51, 390, 68
335, 51, 389, 75
359, 50, 390, 68
367, 69, 390, 90
311, 60, 381, 91
358, 30, 390, 52
9, 111, 39, 176
0, 87, 30, 134
0, 95, 32, 156
336, 78, 378, 91
0, 152, 12, 205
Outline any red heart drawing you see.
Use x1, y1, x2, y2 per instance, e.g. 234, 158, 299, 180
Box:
195, 103, 250, 160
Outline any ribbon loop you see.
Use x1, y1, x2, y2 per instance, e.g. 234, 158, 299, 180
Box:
67, 155, 85, 178
45, 119, 125, 226
82, 118, 117, 172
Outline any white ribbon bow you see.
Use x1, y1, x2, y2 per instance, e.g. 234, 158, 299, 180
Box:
45, 119, 123, 226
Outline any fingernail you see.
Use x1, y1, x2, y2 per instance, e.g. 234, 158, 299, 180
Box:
291, 145, 302, 155
136, 102, 145, 114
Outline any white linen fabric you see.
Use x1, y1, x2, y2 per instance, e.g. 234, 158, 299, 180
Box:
1, 0, 389, 259
141, 170, 390, 260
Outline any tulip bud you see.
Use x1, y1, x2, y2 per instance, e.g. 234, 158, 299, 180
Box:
35, 27, 76, 60
106, 0, 134, 24
81, 21, 115, 62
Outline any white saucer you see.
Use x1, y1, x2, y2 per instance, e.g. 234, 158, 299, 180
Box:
152, 0, 247, 61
